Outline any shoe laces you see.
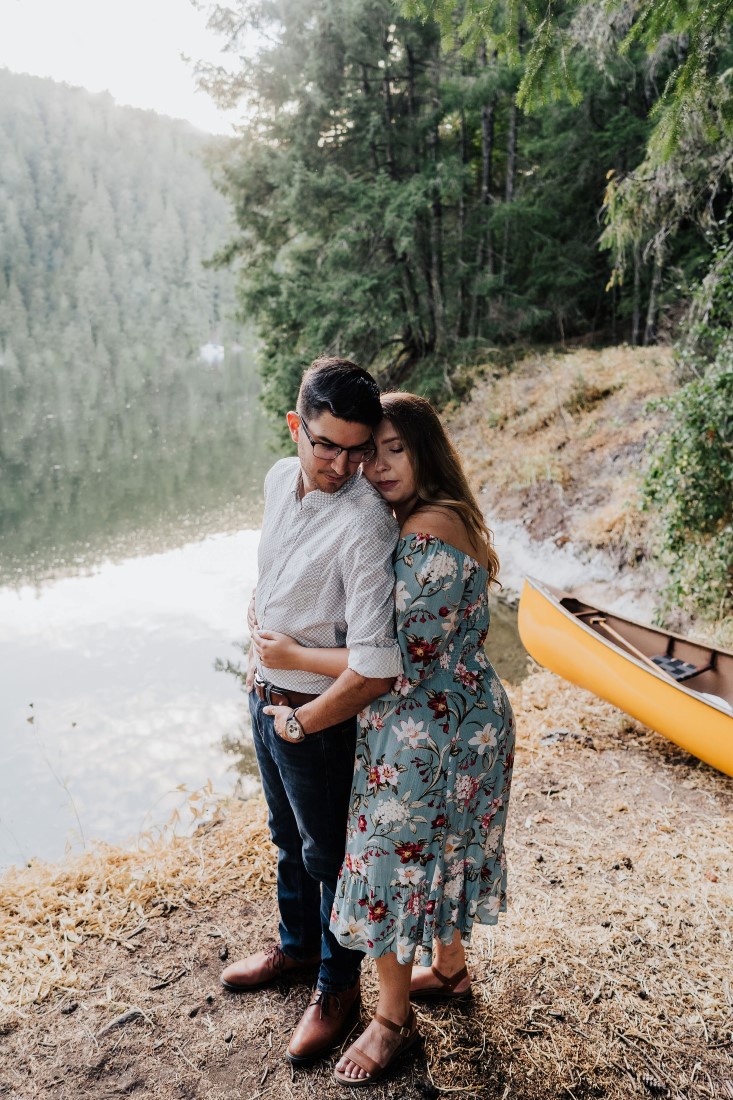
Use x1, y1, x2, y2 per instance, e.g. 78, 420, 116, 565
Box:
265, 944, 288, 974
310, 989, 341, 1019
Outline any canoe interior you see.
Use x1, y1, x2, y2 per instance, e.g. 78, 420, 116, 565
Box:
559, 596, 733, 708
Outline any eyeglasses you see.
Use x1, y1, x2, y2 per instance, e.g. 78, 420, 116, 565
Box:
299, 415, 376, 464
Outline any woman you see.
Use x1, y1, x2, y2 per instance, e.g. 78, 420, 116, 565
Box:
258, 392, 515, 1086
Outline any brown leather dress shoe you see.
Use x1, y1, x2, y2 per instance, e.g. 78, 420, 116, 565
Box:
287, 981, 361, 1065
220, 944, 321, 992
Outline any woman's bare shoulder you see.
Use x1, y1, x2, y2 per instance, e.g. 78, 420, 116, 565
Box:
400, 505, 458, 541
400, 507, 487, 565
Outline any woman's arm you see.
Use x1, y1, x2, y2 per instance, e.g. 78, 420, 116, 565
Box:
251, 629, 349, 679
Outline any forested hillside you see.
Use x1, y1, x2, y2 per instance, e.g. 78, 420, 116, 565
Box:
0, 70, 241, 381
0, 70, 263, 583
199, 0, 720, 412
199, 0, 732, 620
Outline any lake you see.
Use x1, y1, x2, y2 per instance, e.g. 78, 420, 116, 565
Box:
0, 351, 528, 869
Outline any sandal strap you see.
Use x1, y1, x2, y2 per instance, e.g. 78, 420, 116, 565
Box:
343, 1044, 381, 1077
431, 964, 468, 992
374, 1006, 416, 1039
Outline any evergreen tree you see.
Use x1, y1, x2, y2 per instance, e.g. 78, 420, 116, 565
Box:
202, 0, 688, 414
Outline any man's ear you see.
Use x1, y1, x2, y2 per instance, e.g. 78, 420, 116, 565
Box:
286, 410, 300, 443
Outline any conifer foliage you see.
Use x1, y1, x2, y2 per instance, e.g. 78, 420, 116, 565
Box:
202, 1, 675, 410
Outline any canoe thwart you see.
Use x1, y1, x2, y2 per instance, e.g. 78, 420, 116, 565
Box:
588, 614, 716, 684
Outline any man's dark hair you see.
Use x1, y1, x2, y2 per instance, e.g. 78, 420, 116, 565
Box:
297, 357, 382, 427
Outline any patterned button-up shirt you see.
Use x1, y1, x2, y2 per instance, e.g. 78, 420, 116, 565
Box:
254, 457, 402, 695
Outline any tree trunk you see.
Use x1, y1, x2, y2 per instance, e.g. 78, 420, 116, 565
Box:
643, 246, 662, 345
631, 241, 641, 345
501, 97, 518, 282
428, 52, 445, 352
361, 65, 380, 174
388, 240, 426, 357
406, 44, 418, 173
382, 35, 396, 177
469, 43, 496, 338
457, 108, 470, 338
480, 99, 496, 278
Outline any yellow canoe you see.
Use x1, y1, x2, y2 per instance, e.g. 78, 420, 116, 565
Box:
517, 576, 733, 777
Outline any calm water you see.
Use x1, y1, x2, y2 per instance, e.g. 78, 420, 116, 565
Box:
0, 353, 527, 869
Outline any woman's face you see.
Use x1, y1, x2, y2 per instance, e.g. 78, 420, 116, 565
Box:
363, 419, 417, 508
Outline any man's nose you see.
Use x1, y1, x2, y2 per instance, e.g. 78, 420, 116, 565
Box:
331, 450, 351, 475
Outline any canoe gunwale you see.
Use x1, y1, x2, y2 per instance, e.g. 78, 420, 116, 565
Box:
524, 576, 733, 718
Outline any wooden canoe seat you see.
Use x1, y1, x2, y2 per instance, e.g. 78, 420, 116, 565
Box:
653, 637, 718, 683
651, 655, 699, 681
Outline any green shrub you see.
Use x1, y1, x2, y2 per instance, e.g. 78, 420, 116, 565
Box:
643, 344, 733, 619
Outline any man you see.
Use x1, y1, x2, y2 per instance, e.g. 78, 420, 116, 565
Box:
221, 357, 402, 1065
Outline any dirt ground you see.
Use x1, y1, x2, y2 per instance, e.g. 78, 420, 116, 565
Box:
2, 670, 732, 1100
2, 347, 732, 1099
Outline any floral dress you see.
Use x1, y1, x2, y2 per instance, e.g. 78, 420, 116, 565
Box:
330, 533, 515, 966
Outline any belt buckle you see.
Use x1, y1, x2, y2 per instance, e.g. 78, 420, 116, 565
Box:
254, 674, 272, 704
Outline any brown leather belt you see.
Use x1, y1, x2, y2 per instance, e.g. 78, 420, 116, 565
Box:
253, 676, 318, 708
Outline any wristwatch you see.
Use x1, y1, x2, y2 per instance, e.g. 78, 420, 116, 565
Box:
284, 707, 306, 742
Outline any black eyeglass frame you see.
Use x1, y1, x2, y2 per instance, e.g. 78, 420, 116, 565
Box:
298, 415, 376, 464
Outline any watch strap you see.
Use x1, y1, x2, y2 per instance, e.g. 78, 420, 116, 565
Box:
287, 706, 306, 740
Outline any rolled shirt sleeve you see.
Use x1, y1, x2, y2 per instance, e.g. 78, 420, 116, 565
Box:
341, 505, 403, 680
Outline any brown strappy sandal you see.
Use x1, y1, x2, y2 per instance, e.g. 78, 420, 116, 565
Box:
333, 1005, 420, 1087
409, 964, 472, 1001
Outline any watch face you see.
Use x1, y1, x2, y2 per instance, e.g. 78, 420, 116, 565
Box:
286, 714, 305, 741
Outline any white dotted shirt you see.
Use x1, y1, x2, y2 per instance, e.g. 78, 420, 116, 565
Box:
254, 457, 403, 694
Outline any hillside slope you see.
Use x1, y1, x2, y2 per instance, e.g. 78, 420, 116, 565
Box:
449, 345, 679, 614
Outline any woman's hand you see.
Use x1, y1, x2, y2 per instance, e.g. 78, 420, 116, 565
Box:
251, 629, 304, 670
244, 643, 257, 693
247, 593, 258, 634
263, 704, 296, 740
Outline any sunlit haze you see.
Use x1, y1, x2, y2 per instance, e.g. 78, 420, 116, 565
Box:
0, 0, 242, 134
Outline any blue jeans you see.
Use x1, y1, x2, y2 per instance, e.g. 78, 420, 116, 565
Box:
248, 691, 364, 993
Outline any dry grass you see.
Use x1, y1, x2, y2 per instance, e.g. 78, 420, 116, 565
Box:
0, 796, 275, 1022
2, 671, 732, 1099
449, 345, 675, 556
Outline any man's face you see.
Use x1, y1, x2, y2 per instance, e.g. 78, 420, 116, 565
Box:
286, 409, 374, 495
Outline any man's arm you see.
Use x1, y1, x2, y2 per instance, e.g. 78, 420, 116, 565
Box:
271, 669, 393, 735
252, 629, 350, 679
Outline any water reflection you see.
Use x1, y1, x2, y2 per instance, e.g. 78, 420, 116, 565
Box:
0, 531, 261, 869
0, 344, 275, 587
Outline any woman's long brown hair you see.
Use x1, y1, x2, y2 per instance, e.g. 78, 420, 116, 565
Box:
380, 392, 500, 587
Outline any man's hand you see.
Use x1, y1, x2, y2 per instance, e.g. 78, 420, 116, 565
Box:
263, 704, 295, 740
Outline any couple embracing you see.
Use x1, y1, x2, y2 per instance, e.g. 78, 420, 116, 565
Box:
221, 357, 515, 1086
